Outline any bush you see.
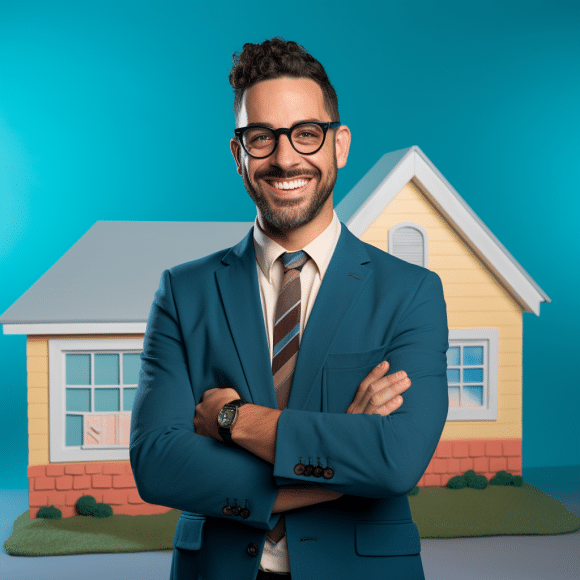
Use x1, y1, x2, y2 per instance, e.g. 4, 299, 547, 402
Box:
37, 505, 62, 519
408, 486, 420, 496
489, 470, 524, 487
76, 495, 113, 518
470, 475, 488, 489
447, 475, 468, 489
447, 470, 488, 490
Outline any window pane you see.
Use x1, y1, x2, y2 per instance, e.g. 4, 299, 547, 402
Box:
66, 388, 91, 412
66, 415, 83, 446
123, 353, 141, 384
95, 354, 119, 385
464, 386, 483, 406
464, 368, 483, 383
447, 347, 460, 366
66, 354, 91, 385
123, 387, 137, 411
447, 369, 460, 383
464, 346, 484, 365
448, 386, 460, 407
95, 388, 120, 412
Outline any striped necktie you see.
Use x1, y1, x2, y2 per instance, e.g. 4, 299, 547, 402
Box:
272, 250, 309, 410
268, 250, 309, 544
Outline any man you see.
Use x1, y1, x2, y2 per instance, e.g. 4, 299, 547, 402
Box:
130, 38, 448, 580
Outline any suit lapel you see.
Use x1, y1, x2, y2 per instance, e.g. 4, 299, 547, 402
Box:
215, 229, 278, 409
288, 224, 373, 410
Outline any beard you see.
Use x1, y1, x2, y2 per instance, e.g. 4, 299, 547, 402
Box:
241, 158, 338, 232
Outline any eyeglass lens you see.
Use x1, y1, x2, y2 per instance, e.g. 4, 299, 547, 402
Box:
242, 123, 325, 157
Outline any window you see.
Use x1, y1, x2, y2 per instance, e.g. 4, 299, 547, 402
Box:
388, 222, 428, 267
446, 329, 498, 421
49, 339, 143, 462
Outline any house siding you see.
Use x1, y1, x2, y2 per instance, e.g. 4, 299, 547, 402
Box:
360, 180, 523, 483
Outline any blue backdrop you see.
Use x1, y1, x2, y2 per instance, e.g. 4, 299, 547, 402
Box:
1, 0, 578, 488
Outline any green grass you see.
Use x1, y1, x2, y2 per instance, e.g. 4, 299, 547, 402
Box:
409, 483, 580, 538
5, 483, 579, 556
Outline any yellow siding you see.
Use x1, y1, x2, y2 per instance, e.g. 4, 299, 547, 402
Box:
360, 180, 523, 440
26, 334, 144, 466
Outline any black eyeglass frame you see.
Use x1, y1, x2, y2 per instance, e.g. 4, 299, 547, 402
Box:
234, 121, 341, 159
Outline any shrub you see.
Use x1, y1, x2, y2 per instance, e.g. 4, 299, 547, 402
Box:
489, 470, 524, 487
37, 505, 62, 519
76, 495, 113, 518
408, 486, 420, 496
447, 475, 468, 489
447, 471, 488, 489
470, 475, 488, 489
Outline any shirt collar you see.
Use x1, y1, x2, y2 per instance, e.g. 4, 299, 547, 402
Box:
253, 211, 341, 284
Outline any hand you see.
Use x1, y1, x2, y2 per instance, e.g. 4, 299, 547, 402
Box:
193, 387, 239, 441
346, 361, 410, 416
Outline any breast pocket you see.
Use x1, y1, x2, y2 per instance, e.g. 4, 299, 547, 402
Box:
323, 343, 388, 413
172, 512, 206, 551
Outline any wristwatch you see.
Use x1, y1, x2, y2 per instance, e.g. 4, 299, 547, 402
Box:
217, 398, 246, 446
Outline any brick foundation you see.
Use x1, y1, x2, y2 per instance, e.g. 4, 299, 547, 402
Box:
417, 438, 522, 487
28, 461, 172, 519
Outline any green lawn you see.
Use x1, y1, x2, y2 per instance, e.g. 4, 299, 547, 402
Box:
5, 483, 579, 556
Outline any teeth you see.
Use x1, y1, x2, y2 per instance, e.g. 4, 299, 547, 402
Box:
271, 179, 308, 190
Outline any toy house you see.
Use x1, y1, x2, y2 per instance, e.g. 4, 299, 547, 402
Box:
0, 145, 549, 518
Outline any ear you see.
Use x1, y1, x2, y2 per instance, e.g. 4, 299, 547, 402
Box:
230, 137, 243, 176
334, 124, 351, 169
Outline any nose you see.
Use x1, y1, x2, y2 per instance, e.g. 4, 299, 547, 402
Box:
270, 133, 302, 169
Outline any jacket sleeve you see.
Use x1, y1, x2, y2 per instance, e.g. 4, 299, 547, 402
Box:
273, 270, 449, 498
130, 269, 280, 530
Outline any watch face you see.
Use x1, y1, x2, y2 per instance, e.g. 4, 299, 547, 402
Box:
218, 407, 236, 428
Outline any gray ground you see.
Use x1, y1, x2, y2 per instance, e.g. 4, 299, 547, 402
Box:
1, 466, 578, 580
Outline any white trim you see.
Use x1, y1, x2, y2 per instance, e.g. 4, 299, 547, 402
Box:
446, 329, 498, 422
3, 322, 146, 335
49, 338, 143, 463
388, 222, 429, 268
344, 146, 549, 315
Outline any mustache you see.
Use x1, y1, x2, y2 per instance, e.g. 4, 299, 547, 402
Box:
254, 168, 320, 180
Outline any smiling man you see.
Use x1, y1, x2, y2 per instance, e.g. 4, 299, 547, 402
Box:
130, 38, 449, 580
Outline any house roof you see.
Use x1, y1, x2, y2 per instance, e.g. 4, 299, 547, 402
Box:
0, 221, 253, 332
1, 145, 550, 335
336, 146, 550, 315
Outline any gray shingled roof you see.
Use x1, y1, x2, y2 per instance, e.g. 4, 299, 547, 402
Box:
0, 221, 253, 324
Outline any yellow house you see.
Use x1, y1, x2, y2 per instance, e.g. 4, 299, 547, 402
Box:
336, 146, 550, 486
0, 146, 549, 518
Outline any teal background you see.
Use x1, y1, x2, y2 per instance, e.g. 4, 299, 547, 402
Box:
1, 0, 578, 488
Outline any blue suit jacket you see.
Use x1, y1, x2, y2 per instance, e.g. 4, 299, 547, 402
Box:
130, 223, 449, 580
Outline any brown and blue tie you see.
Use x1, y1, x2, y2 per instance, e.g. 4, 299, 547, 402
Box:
268, 250, 309, 543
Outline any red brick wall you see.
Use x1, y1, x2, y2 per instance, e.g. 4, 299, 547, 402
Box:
418, 438, 522, 487
28, 461, 171, 519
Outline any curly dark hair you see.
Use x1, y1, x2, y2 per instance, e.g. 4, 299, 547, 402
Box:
229, 37, 339, 123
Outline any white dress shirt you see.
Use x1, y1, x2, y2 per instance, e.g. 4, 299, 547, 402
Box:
253, 211, 341, 573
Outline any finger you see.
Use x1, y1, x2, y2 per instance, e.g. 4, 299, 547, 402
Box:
358, 370, 408, 414
372, 394, 404, 416
363, 375, 410, 413
347, 361, 389, 413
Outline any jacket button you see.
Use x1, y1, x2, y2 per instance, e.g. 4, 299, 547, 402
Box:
323, 467, 334, 479
247, 543, 259, 557
294, 463, 306, 475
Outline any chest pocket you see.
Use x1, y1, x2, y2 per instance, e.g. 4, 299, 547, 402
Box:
322, 343, 388, 414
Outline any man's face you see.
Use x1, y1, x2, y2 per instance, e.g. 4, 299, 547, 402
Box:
231, 77, 350, 232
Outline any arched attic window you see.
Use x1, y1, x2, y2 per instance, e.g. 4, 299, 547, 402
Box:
388, 222, 428, 268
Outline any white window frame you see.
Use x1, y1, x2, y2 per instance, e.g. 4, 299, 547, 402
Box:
49, 338, 143, 462
446, 329, 498, 421
388, 222, 429, 268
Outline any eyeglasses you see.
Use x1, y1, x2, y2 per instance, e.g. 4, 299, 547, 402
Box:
234, 121, 340, 159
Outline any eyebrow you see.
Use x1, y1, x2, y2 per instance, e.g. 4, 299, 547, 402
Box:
244, 118, 325, 129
